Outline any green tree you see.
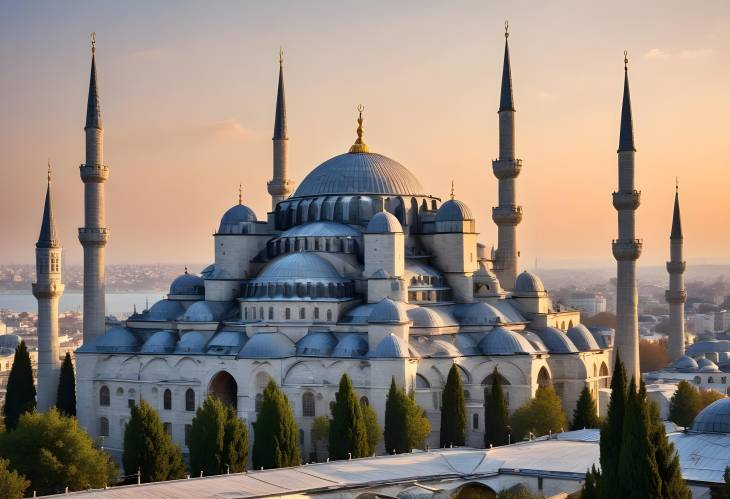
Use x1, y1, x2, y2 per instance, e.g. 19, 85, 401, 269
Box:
189, 396, 249, 476
3, 341, 36, 430
580, 465, 600, 499
252, 379, 300, 469
311, 415, 330, 461
648, 397, 691, 499
0, 409, 117, 495
329, 373, 368, 460
572, 385, 600, 430
384, 378, 408, 454
496, 484, 545, 498
698, 388, 725, 411
599, 355, 627, 499
55, 352, 76, 417
668, 380, 700, 428
484, 367, 510, 447
440, 363, 466, 447
0, 457, 29, 499
361, 400, 381, 456
223, 405, 249, 473
510, 385, 567, 441
617, 379, 661, 498
724, 467, 730, 498
406, 389, 431, 450
122, 399, 185, 483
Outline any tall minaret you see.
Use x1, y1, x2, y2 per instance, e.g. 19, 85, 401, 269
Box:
267, 48, 293, 210
666, 183, 686, 360
492, 22, 522, 291
79, 33, 108, 345
612, 52, 642, 381
33, 163, 64, 411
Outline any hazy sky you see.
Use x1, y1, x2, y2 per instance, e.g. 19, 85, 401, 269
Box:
1, 1, 729, 268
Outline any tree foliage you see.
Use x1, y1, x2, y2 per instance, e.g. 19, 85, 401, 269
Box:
582, 312, 616, 329
580, 465, 600, 499
3, 341, 36, 430
599, 355, 627, 499
572, 385, 600, 430
0, 457, 29, 499
384, 378, 408, 454
311, 415, 330, 461
668, 380, 700, 428
639, 339, 670, 373
484, 367, 510, 447
55, 352, 76, 417
440, 364, 466, 447
698, 388, 725, 410
649, 400, 691, 499
223, 405, 249, 473
0, 409, 117, 495
329, 373, 368, 460
252, 379, 300, 469
122, 399, 185, 483
361, 399, 381, 456
510, 385, 567, 441
406, 389, 431, 450
190, 396, 248, 476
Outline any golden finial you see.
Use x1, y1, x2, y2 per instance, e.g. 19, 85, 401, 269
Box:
675, 176, 679, 192
349, 104, 370, 153
505, 20, 509, 39
450, 180, 455, 200
238, 183, 243, 204
47, 158, 52, 183
91, 32, 96, 54
279, 46, 284, 66
624, 50, 628, 71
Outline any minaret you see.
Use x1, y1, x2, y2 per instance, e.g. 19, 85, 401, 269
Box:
33, 163, 65, 411
666, 183, 686, 360
79, 33, 108, 345
267, 48, 293, 210
492, 22, 522, 291
612, 52, 642, 381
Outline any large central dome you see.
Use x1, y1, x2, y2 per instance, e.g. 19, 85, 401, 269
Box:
293, 152, 426, 198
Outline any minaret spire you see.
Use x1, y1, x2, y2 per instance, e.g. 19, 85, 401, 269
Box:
38, 161, 59, 248
268, 47, 294, 211
349, 104, 370, 153
492, 21, 523, 291
86, 33, 102, 131
612, 51, 642, 381
666, 182, 686, 360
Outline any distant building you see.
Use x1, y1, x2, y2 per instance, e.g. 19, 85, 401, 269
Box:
564, 293, 607, 317
687, 314, 715, 335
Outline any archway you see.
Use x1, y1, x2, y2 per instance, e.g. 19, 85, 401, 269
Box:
208, 371, 238, 409
537, 366, 551, 388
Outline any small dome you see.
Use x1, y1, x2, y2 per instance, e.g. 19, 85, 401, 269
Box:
698, 357, 721, 373
220, 203, 257, 225
332, 333, 369, 357
522, 331, 549, 352
535, 327, 578, 354
181, 301, 232, 322
170, 272, 205, 296
200, 264, 215, 278
93, 327, 140, 353
341, 304, 375, 325
174, 331, 209, 354
0, 334, 21, 351
367, 211, 403, 233
673, 355, 699, 372
567, 324, 600, 352
372, 334, 410, 358
429, 339, 462, 357
296, 331, 338, 357
691, 398, 730, 433
141, 330, 178, 354
280, 221, 361, 238
256, 253, 343, 282
454, 334, 481, 355
407, 307, 446, 328
453, 302, 506, 326
687, 340, 730, 356
368, 298, 410, 324
238, 332, 295, 358
436, 199, 473, 222
207, 330, 248, 355
479, 327, 535, 355
514, 271, 546, 294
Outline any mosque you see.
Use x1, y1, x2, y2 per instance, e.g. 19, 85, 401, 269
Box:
33, 28, 627, 461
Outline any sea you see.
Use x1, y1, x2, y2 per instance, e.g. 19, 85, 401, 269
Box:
0, 291, 167, 318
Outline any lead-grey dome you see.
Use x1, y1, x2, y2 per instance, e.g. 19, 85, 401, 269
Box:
0, 334, 20, 351
141, 330, 178, 354
181, 301, 232, 322
372, 334, 410, 358
698, 357, 720, 373
255, 253, 343, 282
535, 327, 578, 354
673, 355, 699, 372
367, 211, 403, 233
453, 302, 506, 326
407, 306, 446, 328
280, 222, 361, 238
91, 326, 140, 353
238, 332, 295, 358
514, 271, 546, 294
174, 331, 209, 354
333, 333, 369, 357
296, 331, 338, 357
207, 330, 248, 355
368, 298, 410, 324
454, 334, 481, 355
479, 327, 535, 355
566, 324, 600, 352
220, 204, 257, 225
691, 398, 730, 433
293, 152, 425, 198
146, 299, 186, 321
436, 199, 473, 222
170, 272, 205, 296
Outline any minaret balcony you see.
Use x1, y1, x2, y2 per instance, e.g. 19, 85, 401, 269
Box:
612, 190, 641, 210
78, 227, 110, 246
665, 289, 687, 303
666, 261, 686, 274
611, 239, 642, 260
32, 281, 64, 299
492, 205, 523, 225
267, 178, 295, 196
80, 164, 109, 182
492, 158, 522, 179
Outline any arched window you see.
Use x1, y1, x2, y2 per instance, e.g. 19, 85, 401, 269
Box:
302, 392, 315, 417
415, 374, 430, 389
694, 376, 701, 385
99, 417, 109, 437
360, 396, 369, 407
299, 428, 305, 445
708, 376, 715, 384
268, 307, 274, 320
255, 393, 263, 412
326, 309, 333, 321
99, 386, 110, 406
473, 413, 479, 430
599, 362, 610, 389
285, 308, 291, 320
163, 389, 172, 410
185, 388, 195, 411
300, 308, 306, 320
537, 367, 551, 388
463, 390, 471, 400
314, 307, 320, 320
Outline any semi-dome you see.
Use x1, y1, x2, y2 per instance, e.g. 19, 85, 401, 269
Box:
522, 331, 549, 352
206, 330, 248, 355
535, 327, 578, 354
673, 355, 699, 372
514, 271, 546, 294
428, 339, 462, 357
687, 340, 730, 356
255, 253, 343, 282
372, 334, 410, 358
280, 221, 361, 238
454, 334, 481, 355
691, 398, 730, 433
479, 327, 535, 355
407, 306, 446, 328
141, 330, 178, 354
367, 211, 403, 234
332, 333, 369, 357
368, 298, 410, 324
174, 331, 209, 354
91, 326, 140, 353
566, 324, 600, 352
453, 302, 506, 326
697, 357, 721, 373
238, 332, 295, 358
293, 152, 425, 198
181, 301, 232, 322
296, 331, 338, 357
436, 199, 473, 222
169, 272, 205, 296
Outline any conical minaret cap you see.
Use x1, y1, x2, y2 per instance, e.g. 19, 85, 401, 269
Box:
671, 186, 683, 239
85, 33, 102, 130
618, 51, 635, 152
499, 21, 515, 112
37, 164, 60, 249
273, 47, 287, 140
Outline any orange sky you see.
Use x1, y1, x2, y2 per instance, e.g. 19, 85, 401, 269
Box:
1, 1, 729, 268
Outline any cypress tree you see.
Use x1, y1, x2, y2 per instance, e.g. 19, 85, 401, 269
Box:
580, 465, 600, 499
510, 385, 567, 441
405, 389, 431, 451
3, 341, 36, 430
440, 363, 466, 447
668, 380, 700, 428
617, 378, 661, 499
223, 405, 249, 473
252, 379, 300, 469
55, 352, 76, 417
329, 373, 368, 460
384, 377, 408, 454
571, 385, 600, 430
484, 367, 510, 447
361, 400, 381, 456
189, 396, 227, 476
122, 399, 185, 483
598, 355, 627, 499
648, 390, 691, 499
